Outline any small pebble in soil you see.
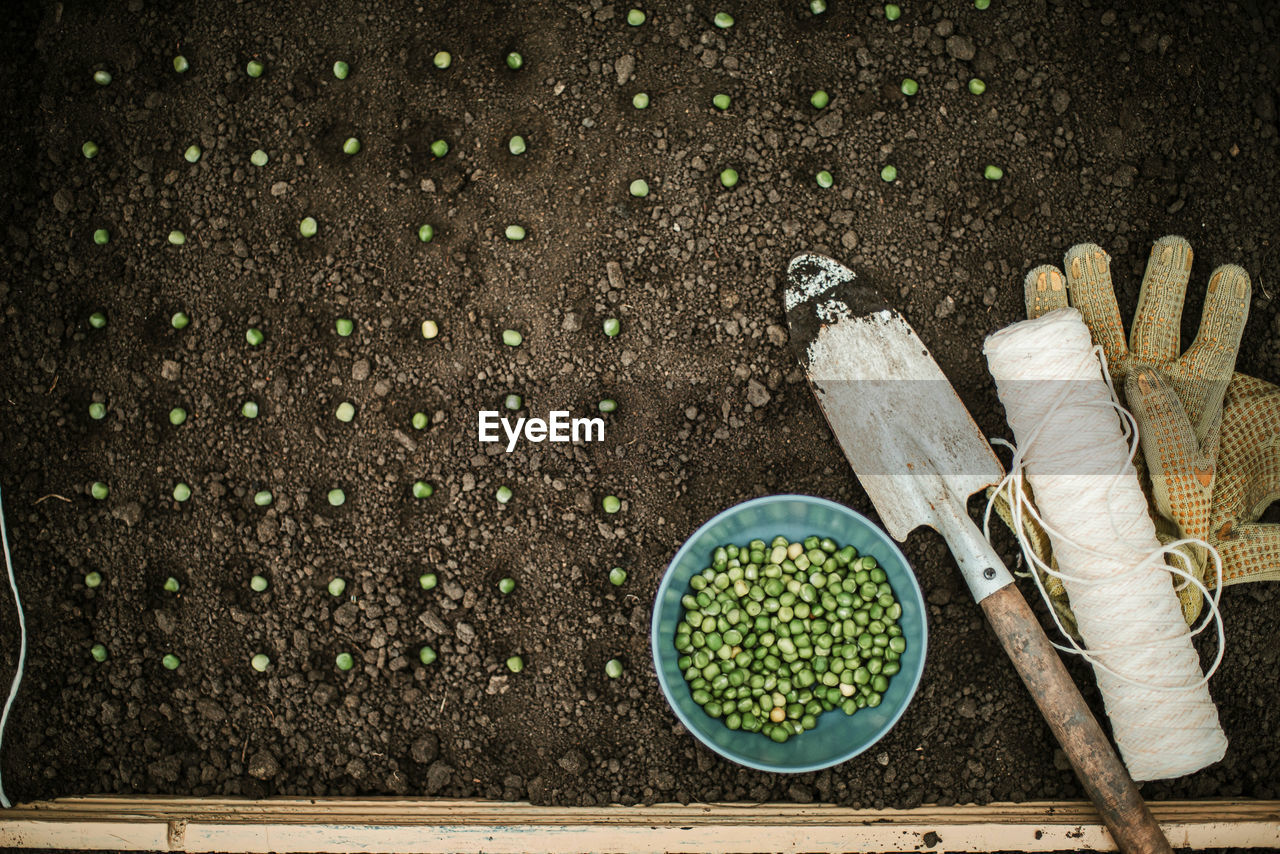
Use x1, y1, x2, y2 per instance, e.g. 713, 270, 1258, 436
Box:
254, 490, 273, 507
969, 78, 986, 95
713, 11, 734, 28
333, 60, 349, 79
169, 407, 187, 426
420, 646, 438, 665
412, 411, 428, 430
89, 311, 106, 328
430, 139, 448, 158
422, 319, 439, 338
609, 567, 627, 586
505, 224, 526, 241
250, 149, 268, 166
884, 3, 900, 20
93, 69, 111, 85
168, 230, 186, 245
246, 59, 264, 78
335, 652, 354, 671
413, 481, 434, 499
90, 482, 109, 500
245, 327, 264, 346
90, 644, 108, 662
901, 78, 918, 96
502, 328, 523, 346
335, 401, 356, 422
432, 51, 451, 69
173, 55, 189, 73
815, 170, 833, 188
172, 483, 190, 503
93, 228, 109, 245
602, 495, 621, 514
250, 574, 269, 592
632, 92, 649, 109
627, 8, 645, 25
82, 140, 98, 158
508, 135, 526, 155
184, 144, 202, 163
162, 654, 180, 670
335, 317, 354, 337
251, 654, 270, 672
343, 137, 361, 155
171, 311, 190, 329
984, 164, 1004, 181
605, 658, 624, 679
85, 571, 102, 588
419, 572, 438, 590
505, 52, 523, 70
327, 489, 346, 507
418, 224, 434, 242
299, 217, 318, 238
810, 90, 829, 109
506, 655, 524, 673
712, 93, 730, 110
495, 485, 513, 504
89, 402, 106, 420
881, 164, 898, 182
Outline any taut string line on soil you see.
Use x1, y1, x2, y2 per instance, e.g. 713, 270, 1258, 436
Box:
0, 483, 26, 808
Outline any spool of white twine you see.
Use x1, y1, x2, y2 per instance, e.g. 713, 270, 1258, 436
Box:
983, 308, 1227, 781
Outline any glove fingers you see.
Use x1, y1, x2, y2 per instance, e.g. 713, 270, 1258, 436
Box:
1125, 367, 1215, 542
1216, 372, 1280, 525
1176, 264, 1251, 430
1130, 235, 1193, 365
1024, 265, 1068, 319
1063, 243, 1129, 374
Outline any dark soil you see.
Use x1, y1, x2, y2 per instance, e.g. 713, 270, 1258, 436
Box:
1, 0, 1278, 810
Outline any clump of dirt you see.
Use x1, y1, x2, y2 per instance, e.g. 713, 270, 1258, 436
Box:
1, 0, 1277, 807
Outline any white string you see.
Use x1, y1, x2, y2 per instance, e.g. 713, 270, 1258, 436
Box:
983, 308, 1227, 781
0, 483, 26, 808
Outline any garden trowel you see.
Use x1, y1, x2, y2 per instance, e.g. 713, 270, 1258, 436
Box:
784, 252, 1171, 854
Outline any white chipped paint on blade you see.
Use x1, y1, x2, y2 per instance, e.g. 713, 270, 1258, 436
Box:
784, 253, 852, 312
804, 308, 1003, 540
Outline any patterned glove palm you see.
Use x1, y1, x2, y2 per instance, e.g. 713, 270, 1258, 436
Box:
1020, 235, 1279, 624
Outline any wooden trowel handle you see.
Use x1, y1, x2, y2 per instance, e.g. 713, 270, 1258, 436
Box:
981, 584, 1172, 854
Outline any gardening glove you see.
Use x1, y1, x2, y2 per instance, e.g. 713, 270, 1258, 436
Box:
1015, 235, 1280, 625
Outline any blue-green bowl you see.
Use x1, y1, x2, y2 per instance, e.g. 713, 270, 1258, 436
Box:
651, 494, 927, 773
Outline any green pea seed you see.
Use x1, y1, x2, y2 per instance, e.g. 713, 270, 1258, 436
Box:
299, 217, 318, 238
162, 653, 180, 670
815, 170, 833, 188
419, 573, 438, 590
627, 8, 646, 25
250, 574, 269, 592
506, 52, 523, 70
335, 401, 355, 422
609, 567, 627, 586
881, 164, 898, 182
430, 139, 448, 158
343, 137, 361, 155
89, 311, 107, 328
251, 654, 270, 672
508, 135, 526, 155
810, 0, 827, 12
968, 77, 986, 95
335, 652, 354, 671
328, 577, 346, 596
169, 407, 187, 426
901, 78, 918, 96
82, 140, 99, 159
496, 485, 513, 504
632, 92, 650, 109
422, 319, 439, 339
499, 577, 516, 594
713, 12, 734, 27
975, 0, 990, 8
333, 60, 350, 79
603, 317, 621, 336
413, 481, 434, 499
246, 327, 264, 346
605, 658, 623, 679
250, 149, 269, 166
164, 576, 180, 592
93, 228, 110, 245
184, 144, 202, 163
712, 93, 730, 110
246, 60, 264, 78
720, 167, 739, 187
327, 488, 346, 507
335, 317, 354, 337
173, 56, 189, 73
168, 229, 186, 245
602, 495, 621, 514
418, 224, 434, 242
433, 51, 451, 69
85, 571, 102, 588
171, 311, 189, 329
505, 224, 526, 241
420, 646, 438, 665
505, 393, 522, 410
412, 411, 428, 430
502, 329, 523, 347
984, 164, 1004, 181
93, 70, 112, 85
89, 402, 107, 420
91, 643, 108, 662
506, 655, 524, 673
811, 89, 830, 109
254, 490, 273, 507
629, 179, 649, 197
884, 4, 901, 20
598, 398, 617, 413
172, 483, 191, 502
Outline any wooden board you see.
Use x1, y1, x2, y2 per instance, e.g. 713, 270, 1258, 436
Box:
2, 798, 1278, 852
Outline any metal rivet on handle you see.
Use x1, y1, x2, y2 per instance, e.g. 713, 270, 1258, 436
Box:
983, 567, 997, 580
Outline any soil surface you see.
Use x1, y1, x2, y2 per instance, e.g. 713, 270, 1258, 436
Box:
2, 0, 1279, 810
